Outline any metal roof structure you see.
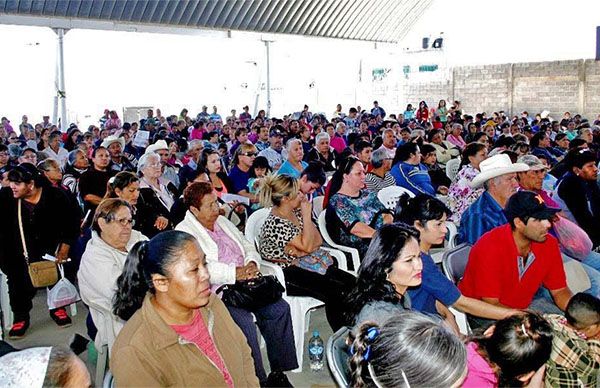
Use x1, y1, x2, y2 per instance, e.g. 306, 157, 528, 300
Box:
0, 0, 433, 43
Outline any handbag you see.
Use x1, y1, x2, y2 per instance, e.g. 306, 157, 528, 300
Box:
216, 273, 284, 311
296, 248, 334, 275
18, 199, 59, 288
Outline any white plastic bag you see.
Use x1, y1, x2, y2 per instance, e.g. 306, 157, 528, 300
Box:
47, 265, 80, 310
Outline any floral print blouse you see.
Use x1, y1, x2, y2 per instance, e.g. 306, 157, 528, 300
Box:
447, 164, 484, 224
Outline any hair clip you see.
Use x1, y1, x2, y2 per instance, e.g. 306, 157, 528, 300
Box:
349, 327, 380, 360
520, 323, 530, 338
108, 176, 116, 185
366, 327, 380, 341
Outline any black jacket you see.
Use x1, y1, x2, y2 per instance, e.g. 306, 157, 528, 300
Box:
0, 186, 81, 274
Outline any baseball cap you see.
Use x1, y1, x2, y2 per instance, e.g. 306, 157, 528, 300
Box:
517, 155, 547, 171
505, 190, 560, 222
269, 129, 283, 138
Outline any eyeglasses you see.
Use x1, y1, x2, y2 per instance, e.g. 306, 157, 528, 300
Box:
112, 217, 135, 227
241, 152, 257, 157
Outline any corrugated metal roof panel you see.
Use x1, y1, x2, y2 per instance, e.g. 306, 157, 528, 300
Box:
0, 0, 433, 43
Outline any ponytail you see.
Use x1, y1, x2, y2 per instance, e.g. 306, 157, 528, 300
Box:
258, 174, 298, 208
112, 230, 198, 321
349, 322, 381, 388
349, 312, 467, 388
474, 311, 553, 387
113, 240, 150, 321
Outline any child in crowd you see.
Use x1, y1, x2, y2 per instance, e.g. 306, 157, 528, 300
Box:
544, 293, 600, 387
463, 312, 553, 388
247, 156, 271, 210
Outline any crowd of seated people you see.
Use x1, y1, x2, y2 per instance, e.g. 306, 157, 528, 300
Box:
1, 101, 600, 387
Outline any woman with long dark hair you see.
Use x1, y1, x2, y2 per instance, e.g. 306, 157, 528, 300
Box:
346, 223, 422, 327
199, 148, 233, 198
416, 100, 429, 123
111, 230, 259, 386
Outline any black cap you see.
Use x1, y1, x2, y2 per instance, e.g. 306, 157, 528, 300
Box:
269, 129, 283, 138
505, 190, 560, 221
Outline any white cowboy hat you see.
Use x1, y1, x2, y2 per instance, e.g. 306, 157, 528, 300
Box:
100, 135, 125, 149
470, 154, 529, 188
145, 139, 169, 155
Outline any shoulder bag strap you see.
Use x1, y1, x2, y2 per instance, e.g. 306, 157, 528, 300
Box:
17, 199, 30, 266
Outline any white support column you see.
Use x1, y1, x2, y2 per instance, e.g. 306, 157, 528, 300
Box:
53, 28, 69, 132
263, 40, 273, 118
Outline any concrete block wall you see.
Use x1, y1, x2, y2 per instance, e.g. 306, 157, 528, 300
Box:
401, 59, 600, 119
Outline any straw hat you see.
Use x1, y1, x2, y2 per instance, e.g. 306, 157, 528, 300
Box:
470, 154, 529, 188
100, 135, 125, 149
145, 140, 169, 155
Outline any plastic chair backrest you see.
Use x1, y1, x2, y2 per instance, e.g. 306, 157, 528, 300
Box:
326, 326, 351, 387
441, 243, 472, 284
446, 158, 461, 181
445, 222, 458, 249
377, 185, 415, 210
244, 207, 272, 247
312, 196, 325, 219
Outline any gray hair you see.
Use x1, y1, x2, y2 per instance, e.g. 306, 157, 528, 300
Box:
411, 129, 425, 139
335, 122, 346, 132
483, 175, 505, 191
187, 139, 203, 154
452, 123, 463, 131
315, 132, 330, 144
137, 152, 160, 175
285, 138, 302, 151
350, 312, 467, 388
371, 148, 389, 168
382, 128, 395, 136
67, 149, 84, 166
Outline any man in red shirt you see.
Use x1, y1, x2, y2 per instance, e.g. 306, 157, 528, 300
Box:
459, 190, 573, 328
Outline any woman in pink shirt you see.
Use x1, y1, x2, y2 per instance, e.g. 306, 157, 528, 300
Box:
446, 123, 467, 151
463, 312, 552, 388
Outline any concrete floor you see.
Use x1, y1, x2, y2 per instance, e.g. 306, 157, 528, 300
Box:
3, 291, 336, 387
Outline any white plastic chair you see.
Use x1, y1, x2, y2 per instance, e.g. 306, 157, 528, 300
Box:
245, 208, 326, 373
0, 272, 12, 336
377, 185, 415, 211
311, 195, 325, 219
317, 211, 360, 273
445, 158, 461, 181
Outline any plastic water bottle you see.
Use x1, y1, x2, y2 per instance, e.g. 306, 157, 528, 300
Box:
308, 330, 324, 371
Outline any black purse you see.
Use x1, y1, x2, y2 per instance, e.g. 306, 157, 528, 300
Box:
216, 273, 284, 311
